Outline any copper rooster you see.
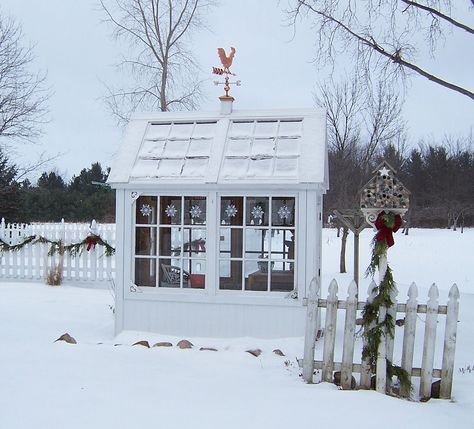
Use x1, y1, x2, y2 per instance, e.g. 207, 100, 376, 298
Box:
217, 47, 236, 73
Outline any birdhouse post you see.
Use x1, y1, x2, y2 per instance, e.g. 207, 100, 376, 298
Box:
359, 161, 411, 393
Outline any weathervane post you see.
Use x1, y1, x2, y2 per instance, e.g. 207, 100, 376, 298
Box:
212, 47, 241, 99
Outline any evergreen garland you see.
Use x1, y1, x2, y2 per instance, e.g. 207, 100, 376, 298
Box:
0, 233, 115, 257
362, 211, 412, 394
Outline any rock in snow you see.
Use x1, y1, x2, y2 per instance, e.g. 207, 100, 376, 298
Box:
54, 333, 77, 344
176, 339, 193, 349
246, 349, 262, 357
132, 340, 150, 348
153, 341, 173, 348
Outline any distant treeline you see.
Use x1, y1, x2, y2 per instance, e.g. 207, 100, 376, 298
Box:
325, 143, 474, 229
0, 155, 114, 223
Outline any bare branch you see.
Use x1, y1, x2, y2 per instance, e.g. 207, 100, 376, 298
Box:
401, 0, 474, 35
0, 13, 50, 144
291, 0, 474, 101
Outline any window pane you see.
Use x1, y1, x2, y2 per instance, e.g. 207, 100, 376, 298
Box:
136, 196, 157, 225
183, 228, 206, 256
184, 197, 206, 225
135, 227, 156, 256
183, 259, 206, 289
220, 197, 243, 226
245, 260, 269, 291
219, 228, 242, 258
160, 196, 181, 225
158, 258, 187, 288
219, 260, 242, 290
159, 227, 182, 257
270, 229, 295, 260
272, 197, 295, 227
246, 197, 269, 226
135, 258, 156, 287
270, 268, 294, 292
245, 228, 269, 259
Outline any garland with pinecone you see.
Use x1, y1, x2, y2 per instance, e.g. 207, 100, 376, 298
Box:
362, 211, 411, 393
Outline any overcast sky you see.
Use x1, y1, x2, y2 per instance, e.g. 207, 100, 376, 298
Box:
2, 0, 473, 181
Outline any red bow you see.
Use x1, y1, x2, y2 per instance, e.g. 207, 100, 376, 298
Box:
375, 212, 402, 247
85, 235, 98, 251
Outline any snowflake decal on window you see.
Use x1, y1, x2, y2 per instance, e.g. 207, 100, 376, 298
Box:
165, 204, 178, 218
251, 205, 264, 220
278, 205, 291, 220
189, 205, 202, 219
225, 204, 238, 218
140, 204, 153, 217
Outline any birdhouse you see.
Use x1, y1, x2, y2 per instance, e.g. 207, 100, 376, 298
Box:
360, 161, 410, 227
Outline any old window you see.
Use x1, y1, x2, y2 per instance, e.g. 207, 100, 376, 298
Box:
134, 195, 207, 288
219, 196, 295, 292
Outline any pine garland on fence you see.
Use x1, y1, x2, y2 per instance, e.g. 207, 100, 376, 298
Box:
362, 211, 412, 394
0, 234, 115, 257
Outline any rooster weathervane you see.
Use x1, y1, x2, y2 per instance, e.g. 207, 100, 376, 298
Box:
212, 47, 241, 98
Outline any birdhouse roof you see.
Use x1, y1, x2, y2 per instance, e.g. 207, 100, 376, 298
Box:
107, 108, 328, 188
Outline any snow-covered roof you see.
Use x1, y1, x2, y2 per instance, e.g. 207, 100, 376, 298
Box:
108, 107, 328, 188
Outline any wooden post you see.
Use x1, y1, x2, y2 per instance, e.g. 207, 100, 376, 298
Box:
302, 277, 321, 383
354, 232, 360, 289
376, 253, 388, 393
360, 280, 377, 389
322, 279, 338, 383
341, 280, 358, 389
400, 282, 418, 397
420, 284, 439, 399
386, 286, 398, 366
440, 284, 460, 399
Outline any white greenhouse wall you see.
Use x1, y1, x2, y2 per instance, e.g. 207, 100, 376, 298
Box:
123, 299, 307, 338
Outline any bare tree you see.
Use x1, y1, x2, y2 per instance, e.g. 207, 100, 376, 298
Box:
0, 12, 49, 143
99, 0, 213, 123
289, 1, 474, 101
316, 76, 406, 272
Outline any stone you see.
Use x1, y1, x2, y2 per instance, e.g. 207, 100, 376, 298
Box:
246, 349, 262, 357
200, 347, 218, 352
273, 349, 285, 356
55, 333, 77, 344
153, 341, 173, 348
333, 371, 356, 390
132, 340, 150, 348
176, 339, 193, 349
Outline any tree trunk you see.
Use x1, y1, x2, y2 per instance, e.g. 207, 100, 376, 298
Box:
339, 226, 349, 273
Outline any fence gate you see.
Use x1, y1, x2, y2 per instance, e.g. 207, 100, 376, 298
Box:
302, 279, 459, 400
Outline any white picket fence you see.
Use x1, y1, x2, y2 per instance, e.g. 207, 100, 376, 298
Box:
302, 278, 460, 400
0, 219, 116, 285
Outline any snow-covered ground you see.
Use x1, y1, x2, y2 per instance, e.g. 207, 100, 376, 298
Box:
1, 228, 473, 429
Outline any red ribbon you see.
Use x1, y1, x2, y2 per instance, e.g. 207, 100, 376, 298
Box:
85, 235, 98, 251
375, 212, 402, 247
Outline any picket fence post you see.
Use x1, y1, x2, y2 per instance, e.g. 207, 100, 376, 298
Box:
400, 282, 418, 397
341, 280, 358, 389
322, 279, 338, 383
303, 276, 321, 383
440, 284, 460, 399
420, 284, 439, 398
